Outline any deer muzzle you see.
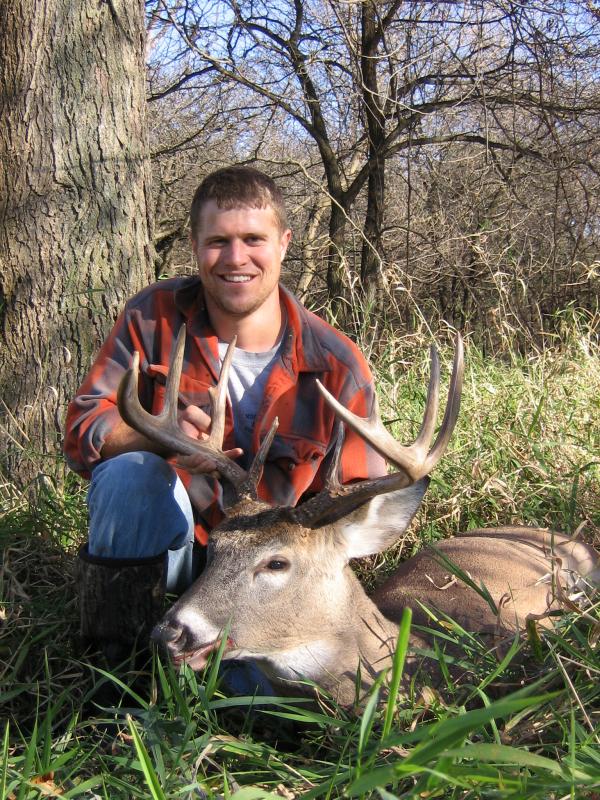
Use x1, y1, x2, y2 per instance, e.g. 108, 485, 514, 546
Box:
152, 615, 235, 670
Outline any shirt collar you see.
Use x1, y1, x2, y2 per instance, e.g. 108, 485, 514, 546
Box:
174, 276, 210, 325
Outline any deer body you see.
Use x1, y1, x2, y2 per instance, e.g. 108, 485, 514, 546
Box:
374, 526, 600, 631
154, 492, 599, 705
117, 327, 599, 705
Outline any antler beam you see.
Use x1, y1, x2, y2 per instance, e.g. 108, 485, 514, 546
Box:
291, 335, 464, 528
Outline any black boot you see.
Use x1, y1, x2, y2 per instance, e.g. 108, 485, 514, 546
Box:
77, 544, 166, 667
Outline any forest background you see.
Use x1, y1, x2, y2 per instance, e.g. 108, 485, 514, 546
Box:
2, 0, 600, 487
1, 1, 600, 798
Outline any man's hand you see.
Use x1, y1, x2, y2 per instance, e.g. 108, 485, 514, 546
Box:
176, 404, 243, 474
178, 404, 212, 439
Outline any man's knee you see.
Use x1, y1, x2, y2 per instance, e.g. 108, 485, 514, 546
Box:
90, 451, 177, 495
87, 451, 195, 560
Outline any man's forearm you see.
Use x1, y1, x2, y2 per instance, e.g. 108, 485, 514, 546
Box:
100, 419, 170, 460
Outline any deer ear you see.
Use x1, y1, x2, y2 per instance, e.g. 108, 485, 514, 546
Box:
335, 478, 429, 560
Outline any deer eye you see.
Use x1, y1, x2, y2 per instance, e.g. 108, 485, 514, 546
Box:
266, 558, 289, 571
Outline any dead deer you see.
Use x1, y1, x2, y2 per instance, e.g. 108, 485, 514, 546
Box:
118, 327, 600, 705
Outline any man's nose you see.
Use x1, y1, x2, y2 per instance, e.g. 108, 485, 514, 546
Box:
223, 239, 246, 266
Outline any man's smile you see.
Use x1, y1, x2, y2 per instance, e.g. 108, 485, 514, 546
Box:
219, 274, 255, 283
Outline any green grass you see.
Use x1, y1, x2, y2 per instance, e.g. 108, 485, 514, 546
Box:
1, 323, 599, 799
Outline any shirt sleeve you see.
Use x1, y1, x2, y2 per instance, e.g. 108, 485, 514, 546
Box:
337, 375, 388, 484
63, 304, 155, 477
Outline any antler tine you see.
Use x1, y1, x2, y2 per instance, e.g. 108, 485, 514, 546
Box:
286, 421, 357, 529
238, 417, 280, 499
412, 345, 440, 456
161, 324, 187, 426
315, 334, 464, 483
422, 333, 464, 474
324, 420, 345, 492
207, 336, 237, 449
117, 324, 187, 436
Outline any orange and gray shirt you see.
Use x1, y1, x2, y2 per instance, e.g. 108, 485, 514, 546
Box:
64, 277, 387, 543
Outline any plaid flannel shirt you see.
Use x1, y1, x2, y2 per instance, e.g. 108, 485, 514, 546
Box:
64, 277, 387, 543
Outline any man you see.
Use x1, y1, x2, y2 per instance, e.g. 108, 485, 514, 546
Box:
65, 166, 385, 659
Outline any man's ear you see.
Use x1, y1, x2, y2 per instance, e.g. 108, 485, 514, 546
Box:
334, 478, 429, 560
280, 228, 292, 259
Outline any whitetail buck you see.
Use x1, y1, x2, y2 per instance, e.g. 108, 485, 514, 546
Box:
118, 328, 599, 705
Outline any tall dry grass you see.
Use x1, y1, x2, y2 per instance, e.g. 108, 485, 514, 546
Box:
1, 309, 599, 798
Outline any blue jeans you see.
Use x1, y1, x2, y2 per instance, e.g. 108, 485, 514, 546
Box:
87, 451, 197, 594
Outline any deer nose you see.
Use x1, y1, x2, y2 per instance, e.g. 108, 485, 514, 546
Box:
152, 617, 184, 649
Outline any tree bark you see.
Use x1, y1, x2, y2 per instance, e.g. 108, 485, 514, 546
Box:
359, 0, 386, 303
0, 0, 155, 488
326, 202, 350, 311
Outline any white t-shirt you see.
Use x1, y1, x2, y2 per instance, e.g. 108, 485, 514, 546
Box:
217, 339, 282, 468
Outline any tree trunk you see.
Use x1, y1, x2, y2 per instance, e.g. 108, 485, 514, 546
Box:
359, 0, 386, 307
360, 157, 385, 300
296, 193, 328, 301
326, 202, 349, 318
0, 0, 154, 489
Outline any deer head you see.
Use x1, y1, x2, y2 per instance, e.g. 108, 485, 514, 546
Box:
118, 326, 464, 701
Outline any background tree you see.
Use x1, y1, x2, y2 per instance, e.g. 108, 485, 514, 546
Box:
2, 0, 599, 488
0, 0, 154, 488
146, 0, 600, 333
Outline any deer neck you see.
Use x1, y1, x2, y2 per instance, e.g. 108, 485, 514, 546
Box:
265, 570, 399, 707
320, 569, 400, 705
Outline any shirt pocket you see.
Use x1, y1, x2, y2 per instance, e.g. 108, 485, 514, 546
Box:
145, 364, 213, 417
268, 433, 327, 477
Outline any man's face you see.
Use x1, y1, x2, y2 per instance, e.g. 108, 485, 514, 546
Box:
191, 201, 292, 318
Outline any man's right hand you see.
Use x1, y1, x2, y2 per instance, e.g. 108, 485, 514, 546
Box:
178, 404, 212, 439
175, 404, 243, 475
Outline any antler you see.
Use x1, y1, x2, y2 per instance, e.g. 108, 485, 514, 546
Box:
290, 335, 464, 528
117, 325, 278, 500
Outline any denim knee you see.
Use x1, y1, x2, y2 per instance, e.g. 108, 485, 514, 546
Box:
87, 451, 195, 560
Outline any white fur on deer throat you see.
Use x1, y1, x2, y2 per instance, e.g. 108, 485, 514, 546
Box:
257, 640, 338, 682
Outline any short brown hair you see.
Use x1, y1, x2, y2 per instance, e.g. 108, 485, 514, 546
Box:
190, 166, 288, 239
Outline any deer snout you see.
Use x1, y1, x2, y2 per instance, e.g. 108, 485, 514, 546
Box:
152, 616, 186, 652
152, 609, 227, 671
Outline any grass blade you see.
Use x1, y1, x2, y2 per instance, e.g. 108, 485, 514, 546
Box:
382, 606, 412, 740
1, 722, 9, 800
444, 742, 594, 783
352, 693, 559, 794
357, 680, 381, 762
126, 714, 167, 800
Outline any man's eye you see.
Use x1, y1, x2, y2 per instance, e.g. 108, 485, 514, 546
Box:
267, 559, 288, 571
